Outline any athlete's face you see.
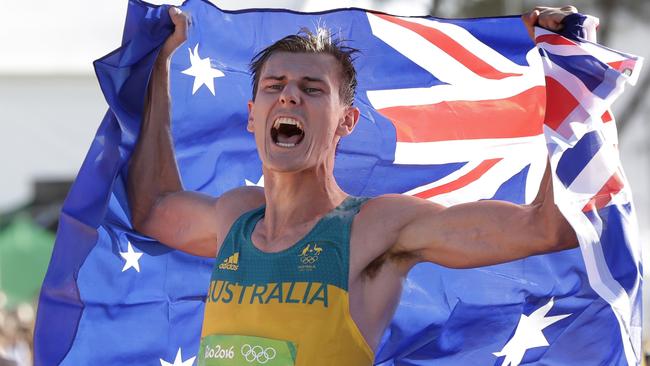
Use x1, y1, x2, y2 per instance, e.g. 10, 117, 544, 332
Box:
247, 52, 359, 173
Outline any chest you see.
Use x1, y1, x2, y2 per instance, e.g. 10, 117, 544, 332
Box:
213, 238, 348, 288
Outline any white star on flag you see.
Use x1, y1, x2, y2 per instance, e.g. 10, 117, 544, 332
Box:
493, 297, 571, 366
245, 175, 264, 187
160, 348, 196, 366
119, 241, 143, 272
181, 44, 225, 95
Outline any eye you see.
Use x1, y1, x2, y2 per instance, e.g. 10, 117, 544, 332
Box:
266, 84, 283, 91
304, 87, 322, 94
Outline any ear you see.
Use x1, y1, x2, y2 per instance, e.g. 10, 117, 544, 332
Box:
246, 100, 255, 133
336, 106, 360, 137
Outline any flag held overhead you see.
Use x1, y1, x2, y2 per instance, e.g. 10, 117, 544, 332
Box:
34, 1, 642, 365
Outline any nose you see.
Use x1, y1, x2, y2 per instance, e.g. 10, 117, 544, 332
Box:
279, 83, 300, 105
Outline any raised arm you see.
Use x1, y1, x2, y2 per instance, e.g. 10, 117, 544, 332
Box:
389, 164, 577, 269
128, 8, 221, 257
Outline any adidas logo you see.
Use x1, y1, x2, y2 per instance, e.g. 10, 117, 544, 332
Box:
218, 252, 239, 271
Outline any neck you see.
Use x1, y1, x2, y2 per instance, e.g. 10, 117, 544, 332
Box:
260, 164, 347, 244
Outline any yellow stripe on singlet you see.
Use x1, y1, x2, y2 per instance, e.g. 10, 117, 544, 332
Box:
202, 281, 374, 365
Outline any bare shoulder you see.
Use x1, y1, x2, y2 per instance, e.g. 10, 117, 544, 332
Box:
217, 185, 265, 209
357, 194, 445, 230
214, 186, 265, 241
350, 194, 445, 272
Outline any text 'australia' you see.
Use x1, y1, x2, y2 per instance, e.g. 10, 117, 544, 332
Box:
207, 280, 329, 308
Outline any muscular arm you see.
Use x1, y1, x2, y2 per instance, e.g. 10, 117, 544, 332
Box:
392, 165, 577, 269
127, 8, 220, 257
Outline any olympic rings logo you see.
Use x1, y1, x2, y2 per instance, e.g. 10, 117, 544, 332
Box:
300, 256, 318, 264
240, 344, 277, 364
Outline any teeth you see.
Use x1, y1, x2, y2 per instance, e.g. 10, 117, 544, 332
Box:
273, 117, 303, 130
276, 142, 296, 148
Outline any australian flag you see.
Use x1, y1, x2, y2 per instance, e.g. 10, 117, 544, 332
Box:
34, 1, 643, 365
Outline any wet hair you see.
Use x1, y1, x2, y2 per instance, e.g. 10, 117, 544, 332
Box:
249, 27, 359, 106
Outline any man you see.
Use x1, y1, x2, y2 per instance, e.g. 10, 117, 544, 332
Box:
128, 6, 579, 365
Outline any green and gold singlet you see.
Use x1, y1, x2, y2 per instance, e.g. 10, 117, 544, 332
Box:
198, 196, 373, 366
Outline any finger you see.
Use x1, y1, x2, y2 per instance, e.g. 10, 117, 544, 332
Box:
522, 10, 540, 26
560, 5, 578, 13
168, 7, 189, 38
538, 12, 565, 31
521, 10, 540, 40
168, 7, 188, 28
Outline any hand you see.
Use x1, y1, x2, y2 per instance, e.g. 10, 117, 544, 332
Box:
160, 7, 189, 58
522, 6, 578, 40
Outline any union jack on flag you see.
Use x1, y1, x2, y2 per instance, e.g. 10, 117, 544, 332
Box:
363, 12, 548, 206
35, 1, 643, 365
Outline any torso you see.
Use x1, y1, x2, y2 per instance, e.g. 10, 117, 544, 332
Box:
209, 190, 419, 362
347, 196, 417, 350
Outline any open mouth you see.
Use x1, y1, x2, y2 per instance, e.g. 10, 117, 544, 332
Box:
271, 117, 305, 148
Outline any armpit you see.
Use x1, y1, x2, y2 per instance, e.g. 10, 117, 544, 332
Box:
362, 249, 417, 279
